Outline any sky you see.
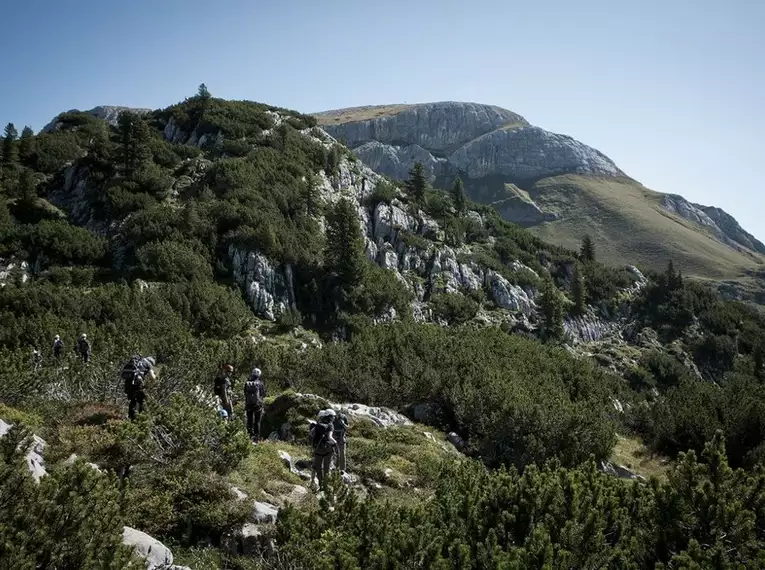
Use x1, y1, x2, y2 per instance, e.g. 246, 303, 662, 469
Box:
2, 0, 763, 240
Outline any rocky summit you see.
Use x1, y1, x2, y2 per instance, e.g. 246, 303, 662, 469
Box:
315, 102, 765, 282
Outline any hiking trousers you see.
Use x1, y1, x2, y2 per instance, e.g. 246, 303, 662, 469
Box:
313, 453, 333, 486
246, 406, 263, 441
334, 437, 347, 471
128, 391, 145, 420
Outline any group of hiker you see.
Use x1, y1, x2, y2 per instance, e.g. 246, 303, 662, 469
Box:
213, 363, 350, 485
32, 334, 91, 368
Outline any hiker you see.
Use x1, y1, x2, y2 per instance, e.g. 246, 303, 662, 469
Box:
243, 367, 265, 442
214, 364, 235, 420
77, 333, 91, 363
332, 411, 350, 473
122, 355, 156, 420
32, 348, 42, 372
310, 409, 337, 487
53, 335, 63, 360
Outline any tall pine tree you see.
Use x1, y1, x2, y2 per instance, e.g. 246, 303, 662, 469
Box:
117, 111, 151, 177
406, 162, 427, 206
571, 264, 587, 315
18, 126, 35, 164
2, 123, 18, 166
325, 198, 366, 296
580, 234, 595, 262
540, 279, 564, 341
755, 343, 763, 380
452, 176, 466, 214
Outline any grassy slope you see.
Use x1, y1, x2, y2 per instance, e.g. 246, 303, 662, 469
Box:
528, 174, 764, 278
314, 105, 416, 126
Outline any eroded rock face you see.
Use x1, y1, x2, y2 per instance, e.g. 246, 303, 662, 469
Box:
318, 102, 620, 188
41, 105, 152, 132
229, 247, 296, 321
697, 204, 765, 254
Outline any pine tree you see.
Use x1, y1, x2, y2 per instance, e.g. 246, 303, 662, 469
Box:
572, 264, 586, 315
325, 198, 366, 294
18, 169, 36, 204
580, 234, 595, 262
452, 176, 466, 214
303, 173, 322, 217
197, 82, 211, 102
755, 343, 764, 380
540, 280, 564, 341
406, 162, 427, 206
2, 122, 18, 166
117, 111, 151, 177
18, 126, 35, 164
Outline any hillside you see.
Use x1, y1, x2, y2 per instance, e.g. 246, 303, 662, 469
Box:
315, 102, 765, 282
1, 91, 765, 568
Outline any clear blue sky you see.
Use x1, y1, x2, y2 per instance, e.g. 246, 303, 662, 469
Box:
2, 0, 763, 241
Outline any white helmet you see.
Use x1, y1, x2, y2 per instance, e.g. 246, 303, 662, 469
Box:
54, 335, 60, 341
251, 367, 261, 379
80, 333, 87, 340
318, 408, 336, 419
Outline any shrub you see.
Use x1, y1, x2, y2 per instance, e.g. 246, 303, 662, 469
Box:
430, 292, 479, 325
136, 240, 212, 282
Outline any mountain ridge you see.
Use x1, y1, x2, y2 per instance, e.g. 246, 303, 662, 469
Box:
313, 101, 763, 280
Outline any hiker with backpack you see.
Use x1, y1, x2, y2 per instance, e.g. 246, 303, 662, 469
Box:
243, 368, 265, 442
332, 411, 350, 473
53, 335, 63, 360
214, 364, 235, 420
122, 355, 156, 420
310, 409, 337, 488
77, 333, 91, 363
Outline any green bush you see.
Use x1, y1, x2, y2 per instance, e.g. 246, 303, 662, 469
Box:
136, 240, 213, 282
430, 292, 479, 325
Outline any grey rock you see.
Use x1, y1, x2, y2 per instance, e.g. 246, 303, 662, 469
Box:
450, 126, 621, 180
64, 453, 102, 473
0, 419, 47, 482
319, 102, 527, 153
329, 401, 412, 428
122, 526, 174, 569
354, 141, 445, 181
696, 204, 765, 254
278, 449, 295, 472
564, 314, 619, 343
229, 247, 296, 321
251, 501, 279, 524
599, 461, 645, 482
0, 259, 31, 287
230, 486, 248, 501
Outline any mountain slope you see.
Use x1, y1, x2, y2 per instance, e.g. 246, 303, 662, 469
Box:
315, 102, 765, 280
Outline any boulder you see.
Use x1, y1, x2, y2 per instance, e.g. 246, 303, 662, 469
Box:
122, 527, 173, 569
251, 501, 279, 525
230, 486, 248, 501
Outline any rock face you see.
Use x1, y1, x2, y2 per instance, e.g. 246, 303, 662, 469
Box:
316, 102, 621, 186
662, 194, 765, 253
228, 128, 540, 322
696, 205, 765, 254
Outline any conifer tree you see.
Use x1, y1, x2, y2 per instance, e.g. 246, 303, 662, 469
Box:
117, 111, 151, 177
580, 234, 595, 262
303, 173, 322, 217
755, 343, 764, 380
540, 279, 564, 341
325, 198, 366, 294
452, 176, 466, 214
18, 169, 36, 204
406, 162, 427, 206
572, 264, 587, 315
18, 126, 35, 164
2, 123, 18, 166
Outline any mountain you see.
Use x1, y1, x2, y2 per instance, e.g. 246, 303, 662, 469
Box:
315, 102, 765, 280
2, 95, 765, 568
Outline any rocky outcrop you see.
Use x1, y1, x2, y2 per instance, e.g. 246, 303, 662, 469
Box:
661, 194, 764, 253
229, 247, 296, 321
696, 205, 765, 254
316, 102, 621, 188
317, 102, 528, 153
564, 314, 621, 343
449, 126, 621, 180
0, 258, 31, 287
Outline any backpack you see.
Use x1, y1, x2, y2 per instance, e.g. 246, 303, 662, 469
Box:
333, 415, 348, 437
311, 421, 335, 456
122, 355, 148, 393
244, 379, 264, 409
